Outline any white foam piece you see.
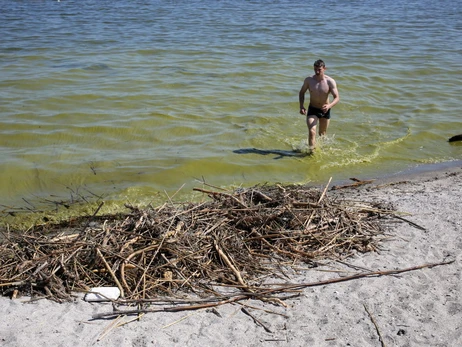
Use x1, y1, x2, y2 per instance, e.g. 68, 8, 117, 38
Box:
84, 287, 120, 302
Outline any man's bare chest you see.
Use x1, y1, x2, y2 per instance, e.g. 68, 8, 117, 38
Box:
309, 80, 329, 94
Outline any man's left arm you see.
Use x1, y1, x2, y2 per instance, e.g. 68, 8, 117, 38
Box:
327, 79, 340, 109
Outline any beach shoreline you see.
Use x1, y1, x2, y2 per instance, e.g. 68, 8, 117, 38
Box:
1, 164, 461, 347
329, 159, 462, 187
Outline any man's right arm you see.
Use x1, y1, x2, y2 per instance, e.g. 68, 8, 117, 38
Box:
299, 78, 309, 115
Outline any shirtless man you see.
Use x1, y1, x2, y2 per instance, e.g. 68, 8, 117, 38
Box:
299, 59, 340, 151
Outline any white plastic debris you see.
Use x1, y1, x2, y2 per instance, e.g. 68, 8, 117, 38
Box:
84, 287, 120, 302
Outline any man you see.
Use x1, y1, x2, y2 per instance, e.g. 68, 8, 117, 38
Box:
299, 59, 340, 151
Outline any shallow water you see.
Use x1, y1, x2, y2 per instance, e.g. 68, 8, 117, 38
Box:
1, 0, 461, 214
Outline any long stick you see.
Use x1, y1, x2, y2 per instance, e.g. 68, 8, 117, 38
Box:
92, 260, 453, 319
259, 259, 454, 295
92, 294, 248, 319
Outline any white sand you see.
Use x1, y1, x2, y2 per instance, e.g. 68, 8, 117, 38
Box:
1, 165, 461, 347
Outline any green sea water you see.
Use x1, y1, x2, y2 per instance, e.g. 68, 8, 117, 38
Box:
1, 0, 461, 221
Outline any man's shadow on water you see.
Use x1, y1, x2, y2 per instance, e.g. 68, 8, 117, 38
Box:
233, 148, 311, 160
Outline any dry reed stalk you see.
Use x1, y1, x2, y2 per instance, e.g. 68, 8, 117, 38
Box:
96, 248, 124, 298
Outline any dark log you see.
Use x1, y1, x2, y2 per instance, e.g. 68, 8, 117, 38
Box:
448, 134, 462, 142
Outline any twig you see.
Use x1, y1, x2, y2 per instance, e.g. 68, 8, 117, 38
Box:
120, 243, 159, 295
318, 177, 332, 204
162, 311, 199, 329
239, 302, 289, 318
193, 187, 248, 208
164, 183, 186, 203
79, 201, 104, 236
331, 178, 375, 190
116, 313, 145, 328
215, 241, 247, 289
96, 248, 125, 298
241, 307, 273, 333
391, 214, 426, 231
364, 304, 386, 347
97, 315, 124, 341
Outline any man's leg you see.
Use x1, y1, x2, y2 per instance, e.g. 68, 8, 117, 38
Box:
306, 115, 318, 150
318, 118, 330, 136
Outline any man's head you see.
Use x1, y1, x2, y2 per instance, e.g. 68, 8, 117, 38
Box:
313, 59, 326, 75
314, 59, 325, 68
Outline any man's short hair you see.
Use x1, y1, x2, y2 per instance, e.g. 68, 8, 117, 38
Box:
314, 59, 325, 67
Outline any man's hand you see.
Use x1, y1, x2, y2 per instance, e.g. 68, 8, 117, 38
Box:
300, 107, 307, 115
321, 104, 330, 113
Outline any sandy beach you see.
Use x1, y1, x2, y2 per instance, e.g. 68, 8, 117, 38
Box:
1, 164, 461, 347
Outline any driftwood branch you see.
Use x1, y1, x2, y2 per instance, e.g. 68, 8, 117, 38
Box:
91, 260, 453, 319
258, 259, 454, 295
331, 178, 375, 190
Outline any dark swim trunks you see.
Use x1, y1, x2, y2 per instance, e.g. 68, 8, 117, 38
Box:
307, 105, 331, 119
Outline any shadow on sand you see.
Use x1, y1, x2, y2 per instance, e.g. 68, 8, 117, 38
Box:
233, 148, 311, 159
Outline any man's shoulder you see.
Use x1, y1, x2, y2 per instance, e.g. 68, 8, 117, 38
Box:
325, 74, 335, 81
325, 75, 337, 85
305, 75, 317, 84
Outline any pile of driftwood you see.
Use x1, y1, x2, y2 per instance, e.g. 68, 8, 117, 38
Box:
1, 183, 395, 304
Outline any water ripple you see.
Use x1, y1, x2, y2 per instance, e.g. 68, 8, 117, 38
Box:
0, 0, 461, 211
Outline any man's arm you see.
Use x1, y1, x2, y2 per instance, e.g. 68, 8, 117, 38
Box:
299, 78, 309, 115
326, 78, 340, 110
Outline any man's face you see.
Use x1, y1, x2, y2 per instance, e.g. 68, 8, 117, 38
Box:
314, 65, 325, 75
